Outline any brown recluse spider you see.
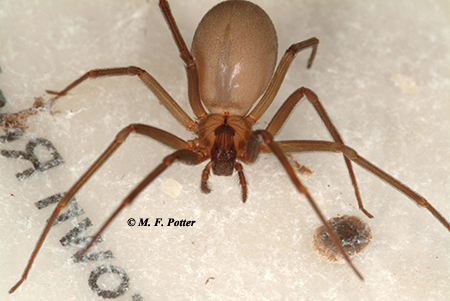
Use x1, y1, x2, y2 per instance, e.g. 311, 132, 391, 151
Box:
9, 0, 450, 294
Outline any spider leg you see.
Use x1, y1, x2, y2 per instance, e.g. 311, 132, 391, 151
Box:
9, 124, 199, 294
243, 130, 364, 280
159, 0, 207, 120
246, 38, 319, 124
265, 87, 373, 218
77, 148, 205, 259
46, 66, 198, 131
276, 140, 450, 232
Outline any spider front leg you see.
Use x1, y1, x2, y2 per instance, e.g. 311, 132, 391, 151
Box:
76, 148, 205, 259
243, 130, 364, 280
9, 124, 203, 294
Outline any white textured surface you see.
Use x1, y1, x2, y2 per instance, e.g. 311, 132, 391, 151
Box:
1, 1, 450, 300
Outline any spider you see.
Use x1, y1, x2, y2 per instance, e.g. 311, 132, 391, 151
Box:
9, 0, 450, 294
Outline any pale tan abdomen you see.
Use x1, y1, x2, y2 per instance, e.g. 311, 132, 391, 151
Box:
191, 0, 278, 116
